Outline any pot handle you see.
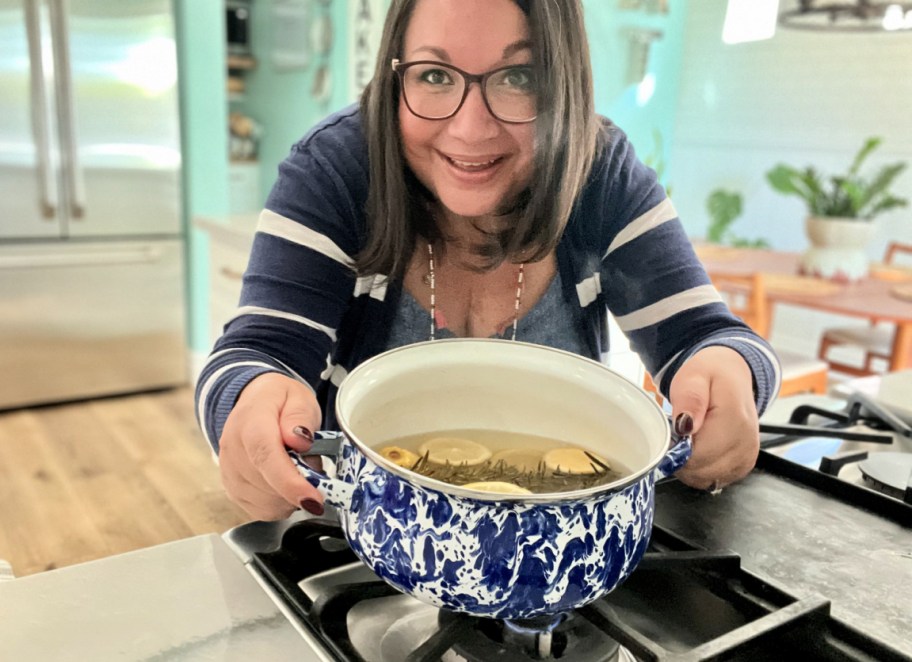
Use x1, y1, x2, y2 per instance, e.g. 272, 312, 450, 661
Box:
286, 431, 354, 509
652, 435, 693, 481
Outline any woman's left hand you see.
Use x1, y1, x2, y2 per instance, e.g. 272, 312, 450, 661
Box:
668, 345, 760, 491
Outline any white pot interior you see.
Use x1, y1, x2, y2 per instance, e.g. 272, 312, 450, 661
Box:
336, 339, 670, 480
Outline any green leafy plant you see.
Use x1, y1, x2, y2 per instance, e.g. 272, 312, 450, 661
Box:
643, 128, 672, 197
766, 137, 908, 220
706, 189, 769, 248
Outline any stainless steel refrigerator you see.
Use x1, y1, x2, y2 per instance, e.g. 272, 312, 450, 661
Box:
0, 0, 187, 409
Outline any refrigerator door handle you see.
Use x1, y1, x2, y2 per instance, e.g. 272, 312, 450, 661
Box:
25, 0, 58, 219
0, 246, 165, 269
49, 0, 85, 220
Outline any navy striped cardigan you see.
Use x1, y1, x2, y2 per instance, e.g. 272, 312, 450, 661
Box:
196, 105, 780, 451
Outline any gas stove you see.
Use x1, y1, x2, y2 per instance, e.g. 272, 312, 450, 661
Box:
224, 394, 912, 661
760, 390, 912, 503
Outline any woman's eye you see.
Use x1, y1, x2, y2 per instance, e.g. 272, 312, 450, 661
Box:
421, 68, 454, 85
504, 67, 534, 89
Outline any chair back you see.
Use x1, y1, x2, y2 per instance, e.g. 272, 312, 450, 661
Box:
708, 272, 771, 338
885, 241, 912, 266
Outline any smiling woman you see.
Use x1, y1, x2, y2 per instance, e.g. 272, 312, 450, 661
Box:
195, 0, 780, 524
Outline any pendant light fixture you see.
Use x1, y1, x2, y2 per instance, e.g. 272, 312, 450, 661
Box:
779, 0, 912, 32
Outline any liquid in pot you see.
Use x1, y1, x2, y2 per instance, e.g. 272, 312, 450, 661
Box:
375, 429, 631, 494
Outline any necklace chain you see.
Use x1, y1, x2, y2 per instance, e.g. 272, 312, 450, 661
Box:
426, 242, 525, 341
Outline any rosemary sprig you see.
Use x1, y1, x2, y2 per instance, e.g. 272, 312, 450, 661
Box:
404, 453, 623, 493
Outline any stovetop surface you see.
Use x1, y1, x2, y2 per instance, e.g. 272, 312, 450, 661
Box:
653, 457, 912, 656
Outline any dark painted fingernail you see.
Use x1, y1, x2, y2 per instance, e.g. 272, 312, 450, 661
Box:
674, 412, 694, 436
293, 426, 313, 441
299, 498, 324, 516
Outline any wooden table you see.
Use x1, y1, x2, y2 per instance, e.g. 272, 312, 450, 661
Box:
694, 245, 912, 371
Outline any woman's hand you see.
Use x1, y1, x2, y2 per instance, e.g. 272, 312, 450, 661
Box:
218, 372, 324, 520
668, 346, 760, 491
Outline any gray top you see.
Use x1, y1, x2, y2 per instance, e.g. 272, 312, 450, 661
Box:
385, 271, 593, 356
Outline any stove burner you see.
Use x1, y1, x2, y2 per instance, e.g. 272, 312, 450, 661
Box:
439, 610, 621, 662
859, 452, 912, 503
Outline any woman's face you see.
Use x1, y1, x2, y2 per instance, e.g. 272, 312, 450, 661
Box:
398, 0, 535, 222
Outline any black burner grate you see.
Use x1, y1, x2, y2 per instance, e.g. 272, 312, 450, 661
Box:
249, 519, 911, 662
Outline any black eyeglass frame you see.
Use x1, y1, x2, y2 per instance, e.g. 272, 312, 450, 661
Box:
391, 58, 538, 124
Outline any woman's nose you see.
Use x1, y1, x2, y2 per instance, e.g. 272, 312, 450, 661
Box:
446, 83, 500, 140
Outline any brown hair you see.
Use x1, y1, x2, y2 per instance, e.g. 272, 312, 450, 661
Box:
356, 0, 600, 279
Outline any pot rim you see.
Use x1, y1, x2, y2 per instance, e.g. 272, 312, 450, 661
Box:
334, 338, 673, 503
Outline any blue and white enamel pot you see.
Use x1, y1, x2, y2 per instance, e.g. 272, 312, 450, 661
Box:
288, 339, 691, 620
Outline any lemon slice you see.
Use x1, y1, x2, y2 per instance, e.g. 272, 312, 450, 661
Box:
378, 446, 420, 468
490, 447, 545, 472
462, 481, 532, 495
418, 437, 492, 466
542, 447, 610, 474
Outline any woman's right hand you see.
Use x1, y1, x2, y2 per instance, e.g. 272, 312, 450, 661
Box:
217, 372, 325, 521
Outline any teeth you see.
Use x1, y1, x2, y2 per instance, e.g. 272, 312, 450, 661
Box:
450, 157, 497, 168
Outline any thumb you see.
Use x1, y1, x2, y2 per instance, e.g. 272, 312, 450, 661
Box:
668, 370, 711, 437
277, 383, 322, 453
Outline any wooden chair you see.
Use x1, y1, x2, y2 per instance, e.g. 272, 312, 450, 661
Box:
817, 241, 912, 376
642, 372, 664, 407
709, 272, 829, 397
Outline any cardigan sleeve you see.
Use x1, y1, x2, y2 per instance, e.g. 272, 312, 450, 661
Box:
194, 107, 369, 453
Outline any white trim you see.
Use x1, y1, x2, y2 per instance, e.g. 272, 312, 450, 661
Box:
257, 209, 354, 266
354, 273, 390, 301
229, 306, 338, 342
738, 336, 783, 395
614, 284, 721, 332
320, 359, 349, 386
370, 277, 389, 301
653, 348, 684, 387
196, 359, 277, 449
604, 198, 678, 258
575, 272, 602, 307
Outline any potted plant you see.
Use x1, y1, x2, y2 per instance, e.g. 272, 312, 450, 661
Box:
706, 189, 769, 249
766, 137, 908, 281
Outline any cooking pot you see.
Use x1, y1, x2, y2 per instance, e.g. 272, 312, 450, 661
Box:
288, 339, 691, 619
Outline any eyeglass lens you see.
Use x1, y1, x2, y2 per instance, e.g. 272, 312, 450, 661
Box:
400, 63, 536, 122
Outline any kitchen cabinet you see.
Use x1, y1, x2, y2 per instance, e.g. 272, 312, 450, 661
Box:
194, 216, 258, 350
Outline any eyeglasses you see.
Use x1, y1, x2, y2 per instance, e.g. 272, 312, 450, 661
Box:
391, 59, 538, 124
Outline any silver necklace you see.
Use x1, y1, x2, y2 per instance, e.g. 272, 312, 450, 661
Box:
426, 242, 525, 341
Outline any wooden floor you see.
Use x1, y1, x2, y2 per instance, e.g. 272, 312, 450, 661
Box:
0, 387, 250, 577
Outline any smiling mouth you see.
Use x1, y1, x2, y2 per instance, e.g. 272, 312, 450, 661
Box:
444, 155, 504, 172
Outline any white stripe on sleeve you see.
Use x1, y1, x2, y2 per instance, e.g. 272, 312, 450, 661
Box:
230, 305, 338, 342
613, 284, 722, 332
258, 209, 354, 267
604, 198, 678, 258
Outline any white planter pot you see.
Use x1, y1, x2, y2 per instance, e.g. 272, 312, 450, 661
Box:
800, 215, 874, 282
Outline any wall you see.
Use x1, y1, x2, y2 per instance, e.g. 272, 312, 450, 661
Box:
582, 1, 688, 383
240, 0, 379, 203
583, 0, 689, 182
669, 2, 912, 256
175, 0, 229, 357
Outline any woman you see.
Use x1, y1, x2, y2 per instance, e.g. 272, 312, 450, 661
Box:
196, 0, 780, 521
